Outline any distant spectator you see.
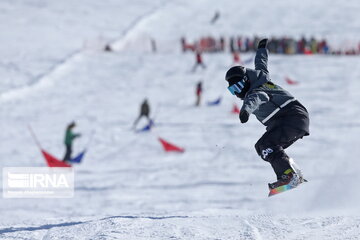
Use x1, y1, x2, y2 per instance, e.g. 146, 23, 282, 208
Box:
181, 37, 195, 52
244, 37, 250, 52
199, 37, 218, 52
229, 37, 235, 53
184, 35, 360, 56
195, 81, 203, 106
318, 39, 329, 54
237, 37, 243, 52
181, 37, 187, 52
219, 37, 225, 51
310, 37, 318, 53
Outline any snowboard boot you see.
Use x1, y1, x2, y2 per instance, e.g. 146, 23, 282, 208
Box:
288, 158, 306, 180
268, 169, 301, 189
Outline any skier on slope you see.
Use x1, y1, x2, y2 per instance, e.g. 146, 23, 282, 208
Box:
192, 51, 206, 72
63, 121, 81, 162
133, 98, 152, 129
225, 38, 310, 189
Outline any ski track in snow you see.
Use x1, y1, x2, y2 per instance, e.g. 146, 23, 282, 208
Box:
0, 50, 82, 102
2, 215, 360, 239
0, 215, 189, 235
243, 220, 263, 240
0, 0, 167, 103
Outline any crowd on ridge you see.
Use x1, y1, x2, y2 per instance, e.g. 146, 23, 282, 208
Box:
181, 35, 360, 55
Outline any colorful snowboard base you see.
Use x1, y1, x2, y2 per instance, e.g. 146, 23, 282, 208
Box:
268, 178, 307, 197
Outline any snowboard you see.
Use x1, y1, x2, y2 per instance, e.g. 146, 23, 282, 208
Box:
268, 178, 307, 197
268, 158, 307, 197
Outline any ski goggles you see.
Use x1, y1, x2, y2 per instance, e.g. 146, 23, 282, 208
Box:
227, 76, 247, 95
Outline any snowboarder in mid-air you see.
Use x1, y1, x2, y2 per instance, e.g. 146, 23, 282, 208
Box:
225, 38, 310, 194
63, 121, 81, 162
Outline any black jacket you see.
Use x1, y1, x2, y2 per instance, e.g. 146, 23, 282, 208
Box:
241, 48, 309, 134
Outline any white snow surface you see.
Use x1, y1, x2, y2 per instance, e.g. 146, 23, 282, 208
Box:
1, 0, 360, 239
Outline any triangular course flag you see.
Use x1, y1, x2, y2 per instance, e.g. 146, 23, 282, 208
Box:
41, 150, 71, 168
69, 150, 86, 164
137, 119, 154, 133
231, 104, 240, 114
68, 131, 94, 164
158, 137, 185, 153
28, 125, 72, 168
285, 76, 299, 85
207, 97, 222, 106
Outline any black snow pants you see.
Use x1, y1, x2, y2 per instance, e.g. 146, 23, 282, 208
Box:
63, 144, 72, 162
255, 126, 307, 179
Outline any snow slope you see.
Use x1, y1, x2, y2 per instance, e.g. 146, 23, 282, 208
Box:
1, 0, 360, 239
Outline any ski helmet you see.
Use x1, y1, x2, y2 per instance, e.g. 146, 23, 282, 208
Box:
225, 66, 250, 100
225, 66, 246, 85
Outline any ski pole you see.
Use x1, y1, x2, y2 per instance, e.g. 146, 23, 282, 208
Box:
28, 124, 43, 150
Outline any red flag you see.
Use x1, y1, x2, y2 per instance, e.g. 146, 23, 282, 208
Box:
285, 76, 299, 85
158, 138, 185, 153
231, 104, 240, 114
41, 150, 71, 167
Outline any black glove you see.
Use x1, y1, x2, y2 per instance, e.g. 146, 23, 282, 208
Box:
239, 110, 249, 123
258, 39, 268, 49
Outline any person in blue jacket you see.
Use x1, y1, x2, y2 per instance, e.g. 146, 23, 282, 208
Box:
225, 38, 310, 189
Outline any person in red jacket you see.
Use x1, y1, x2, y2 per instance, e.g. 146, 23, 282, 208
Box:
232, 51, 241, 64
192, 51, 206, 72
